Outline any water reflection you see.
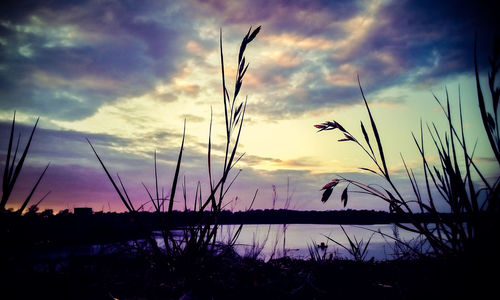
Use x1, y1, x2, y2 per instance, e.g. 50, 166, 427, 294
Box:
36, 223, 426, 262
215, 224, 424, 260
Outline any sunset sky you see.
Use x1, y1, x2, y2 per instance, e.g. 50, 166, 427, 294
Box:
1, 0, 499, 212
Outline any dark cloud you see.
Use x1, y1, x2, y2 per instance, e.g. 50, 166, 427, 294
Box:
192, 0, 358, 36
241, 0, 498, 119
0, 0, 197, 120
0, 118, 129, 166
249, 81, 360, 119
358, 0, 498, 84
2, 0, 497, 121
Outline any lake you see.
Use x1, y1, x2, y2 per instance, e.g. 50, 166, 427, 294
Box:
34, 223, 425, 261
187, 223, 424, 261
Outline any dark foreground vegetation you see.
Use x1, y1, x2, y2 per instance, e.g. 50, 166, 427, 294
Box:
3, 246, 496, 300
2, 209, 497, 299
2, 28, 500, 299
0, 209, 483, 247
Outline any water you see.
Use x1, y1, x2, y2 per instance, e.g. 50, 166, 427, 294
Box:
35, 224, 425, 261
182, 223, 425, 261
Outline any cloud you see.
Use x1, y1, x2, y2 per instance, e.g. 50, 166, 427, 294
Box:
2, 0, 498, 122
0, 114, 451, 213
191, 0, 499, 120
0, 1, 201, 120
1, 0, 498, 212
180, 114, 205, 123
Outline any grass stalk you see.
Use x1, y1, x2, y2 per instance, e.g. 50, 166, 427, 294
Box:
1, 112, 49, 214
88, 26, 260, 263
315, 39, 500, 258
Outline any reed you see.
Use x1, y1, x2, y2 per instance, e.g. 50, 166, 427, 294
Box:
324, 225, 374, 261
244, 180, 293, 260
315, 38, 500, 258
88, 26, 261, 263
244, 187, 276, 260
307, 241, 332, 262
1, 112, 50, 214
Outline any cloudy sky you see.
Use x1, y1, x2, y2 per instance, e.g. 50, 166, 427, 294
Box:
1, 0, 498, 213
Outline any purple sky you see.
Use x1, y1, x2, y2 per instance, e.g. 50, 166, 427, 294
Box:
1, 0, 499, 213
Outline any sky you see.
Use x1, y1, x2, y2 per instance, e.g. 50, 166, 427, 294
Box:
0, 0, 499, 213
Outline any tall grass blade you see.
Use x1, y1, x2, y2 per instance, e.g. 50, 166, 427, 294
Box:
7, 134, 21, 185
357, 76, 388, 177
475, 38, 500, 164
220, 28, 229, 139
142, 182, 159, 211
168, 119, 186, 214
2, 112, 16, 201
87, 138, 133, 212
154, 150, 160, 210
2, 117, 40, 206
17, 163, 50, 214
208, 107, 214, 190
116, 173, 134, 211
31, 190, 51, 209
360, 121, 374, 157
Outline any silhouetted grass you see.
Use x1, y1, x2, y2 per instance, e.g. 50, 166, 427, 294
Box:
315, 37, 500, 259
5, 26, 500, 300
324, 225, 374, 261
243, 180, 294, 260
87, 27, 261, 266
307, 241, 333, 262
6, 246, 489, 299
1, 112, 50, 214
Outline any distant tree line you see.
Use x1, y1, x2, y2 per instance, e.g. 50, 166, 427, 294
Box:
1, 208, 477, 249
